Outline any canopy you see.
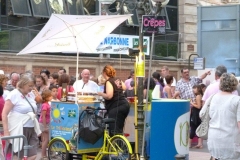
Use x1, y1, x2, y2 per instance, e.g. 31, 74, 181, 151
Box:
18, 14, 132, 55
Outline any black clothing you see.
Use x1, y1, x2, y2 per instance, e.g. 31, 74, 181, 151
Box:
190, 107, 201, 139
104, 77, 127, 110
190, 107, 201, 126
124, 89, 134, 98
104, 77, 130, 136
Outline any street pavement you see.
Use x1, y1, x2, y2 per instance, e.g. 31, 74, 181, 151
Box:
189, 140, 211, 160
36, 140, 211, 160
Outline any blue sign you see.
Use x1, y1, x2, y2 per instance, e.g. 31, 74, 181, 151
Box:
50, 102, 102, 154
150, 100, 190, 160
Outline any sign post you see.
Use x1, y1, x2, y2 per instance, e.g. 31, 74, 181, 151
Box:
142, 15, 166, 34
194, 57, 205, 70
141, 15, 166, 158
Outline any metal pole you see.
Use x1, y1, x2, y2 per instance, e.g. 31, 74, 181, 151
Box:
136, 6, 145, 155
140, 31, 155, 159
188, 54, 199, 70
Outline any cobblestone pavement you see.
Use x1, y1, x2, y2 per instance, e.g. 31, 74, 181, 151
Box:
36, 140, 211, 160
189, 140, 211, 160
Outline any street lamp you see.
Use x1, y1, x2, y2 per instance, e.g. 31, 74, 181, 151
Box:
99, 0, 169, 159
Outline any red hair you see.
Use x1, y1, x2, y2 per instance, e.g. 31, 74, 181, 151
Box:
103, 65, 116, 78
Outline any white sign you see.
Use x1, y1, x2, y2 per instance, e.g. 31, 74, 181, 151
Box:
95, 34, 150, 55
194, 57, 205, 70
174, 112, 190, 155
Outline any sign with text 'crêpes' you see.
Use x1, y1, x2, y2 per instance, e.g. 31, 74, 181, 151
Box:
142, 15, 166, 34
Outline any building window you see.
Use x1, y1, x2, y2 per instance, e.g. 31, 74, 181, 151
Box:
9, 30, 29, 51
10, 0, 32, 16
202, 20, 236, 30
168, 0, 177, 6
165, 0, 178, 31
166, 7, 178, 31
155, 42, 178, 58
0, 31, 9, 50
1, 0, 7, 15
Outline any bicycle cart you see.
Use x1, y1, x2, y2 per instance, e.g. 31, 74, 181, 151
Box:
49, 101, 132, 160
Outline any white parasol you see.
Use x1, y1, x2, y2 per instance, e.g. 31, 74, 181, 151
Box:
17, 14, 132, 102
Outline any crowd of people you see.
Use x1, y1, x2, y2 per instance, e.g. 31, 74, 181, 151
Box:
0, 66, 130, 160
125, 65, 240, 160
0, 64, 240, 160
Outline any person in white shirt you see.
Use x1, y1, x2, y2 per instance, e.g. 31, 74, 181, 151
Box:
2, 74, 42, 159
161, 66, 177, 94
73, 69, 98, 93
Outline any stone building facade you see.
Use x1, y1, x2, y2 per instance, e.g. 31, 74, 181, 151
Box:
5, 0, 240, 79
179, 0, 240, 60
0, 52, 188, 81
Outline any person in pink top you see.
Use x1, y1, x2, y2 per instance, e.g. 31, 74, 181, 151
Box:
57, 73, 74, 100
202, 65, 238, 104
124, 70, 134, 90
39, 90, 52, 160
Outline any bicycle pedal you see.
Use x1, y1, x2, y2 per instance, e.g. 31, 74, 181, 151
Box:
109, 154, 130, 160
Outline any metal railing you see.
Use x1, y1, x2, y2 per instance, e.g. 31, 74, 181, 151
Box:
1, 135, 32, 160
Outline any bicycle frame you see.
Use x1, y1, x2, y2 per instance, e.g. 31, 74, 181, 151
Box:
94, 129, 113, 160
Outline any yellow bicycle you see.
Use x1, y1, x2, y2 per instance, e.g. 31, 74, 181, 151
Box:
48, 107, 132, 160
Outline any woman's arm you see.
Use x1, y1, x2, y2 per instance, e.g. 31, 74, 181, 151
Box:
121, 80, 127, 91
32, 87, 42, 103
172, 91, 180, 99
2, 100, 14, 136
41, 110, 47, 131
166, 87, 173, 99
190, 95, 202, 109
98, 81, 113, 100
143, 89, 147, 99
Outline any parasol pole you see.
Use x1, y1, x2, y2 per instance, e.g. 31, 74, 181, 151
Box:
75, 36, 79, 104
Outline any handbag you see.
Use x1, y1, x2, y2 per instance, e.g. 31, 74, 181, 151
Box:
196, 94, 215, 140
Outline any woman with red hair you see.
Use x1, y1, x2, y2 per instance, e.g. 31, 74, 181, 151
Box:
98, 65, 130, 136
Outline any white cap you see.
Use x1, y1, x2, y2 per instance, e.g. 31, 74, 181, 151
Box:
0, 70, 4, 74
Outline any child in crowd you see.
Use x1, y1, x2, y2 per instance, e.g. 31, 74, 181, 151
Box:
143, 78, 156, 101
39, 90, 52, 159
189, 84, 203, 149
163, 75, 173, 98
124, 81, 135, 98
57, 73, 74, 100
49, 85, 59, 101
49, 72, 59, 88
200, 83, 207, 94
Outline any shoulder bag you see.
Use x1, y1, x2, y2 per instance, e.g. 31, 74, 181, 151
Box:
195, 94, 215, 140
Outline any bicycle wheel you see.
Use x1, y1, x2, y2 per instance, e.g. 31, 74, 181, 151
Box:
48, 139, 69, 160
108, 136, 132, 160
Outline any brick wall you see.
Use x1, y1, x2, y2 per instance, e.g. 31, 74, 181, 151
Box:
69, 67, 96, 79
32, 66, 63, 76
156, 70, 178, 81
0, 53, 190, 82
0, 65, 25, 75
115, 69, 131, 81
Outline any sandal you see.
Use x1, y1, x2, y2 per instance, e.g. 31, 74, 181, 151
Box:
193, 145, 203, 149
40, 156, 48, 160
